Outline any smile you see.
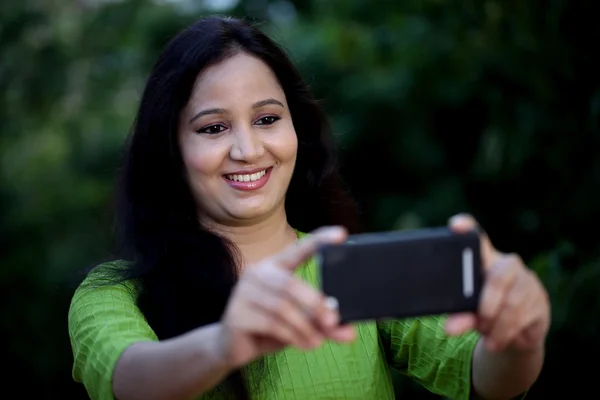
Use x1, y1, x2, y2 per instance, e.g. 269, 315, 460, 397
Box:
225, 169, 267, 182
223, 167, 272, 191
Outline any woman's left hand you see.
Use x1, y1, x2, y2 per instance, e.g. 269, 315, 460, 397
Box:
444, 214, 551, 353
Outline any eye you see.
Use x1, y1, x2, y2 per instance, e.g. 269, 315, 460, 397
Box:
255, 116, 280, 126
196, 124, 227, 135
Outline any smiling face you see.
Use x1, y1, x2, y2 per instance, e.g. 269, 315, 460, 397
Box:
178, 51, 298, 227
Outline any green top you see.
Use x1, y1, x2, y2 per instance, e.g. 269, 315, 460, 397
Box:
68, 245, 480, 400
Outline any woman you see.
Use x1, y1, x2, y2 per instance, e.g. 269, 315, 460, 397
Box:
68, 16, 550, 400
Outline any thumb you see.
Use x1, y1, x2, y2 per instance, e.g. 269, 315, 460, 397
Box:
274, 226, 348, 271
445, 312, 477, 336
448, 213, 501, 271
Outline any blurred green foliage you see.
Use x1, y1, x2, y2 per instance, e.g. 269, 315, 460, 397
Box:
1, 0, 599, 398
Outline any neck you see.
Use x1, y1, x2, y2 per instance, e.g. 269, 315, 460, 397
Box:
204, 207, 298, 266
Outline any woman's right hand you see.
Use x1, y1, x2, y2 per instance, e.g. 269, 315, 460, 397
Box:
218, 226, 355, 369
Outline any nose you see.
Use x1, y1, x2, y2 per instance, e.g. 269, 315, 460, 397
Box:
229, 125, 264, 163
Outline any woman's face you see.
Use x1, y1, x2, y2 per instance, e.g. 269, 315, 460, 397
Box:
178, 51, 298, 226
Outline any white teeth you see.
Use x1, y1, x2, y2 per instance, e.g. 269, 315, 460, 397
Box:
226, 169, 267, 182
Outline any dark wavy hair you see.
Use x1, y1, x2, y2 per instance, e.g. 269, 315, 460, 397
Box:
110, 15, 361, 398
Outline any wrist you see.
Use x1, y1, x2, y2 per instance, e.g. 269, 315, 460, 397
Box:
473, 339, 544, 399
188, 323, 234, 373
212, 322, 236, 372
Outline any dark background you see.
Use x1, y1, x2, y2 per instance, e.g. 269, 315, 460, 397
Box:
2, 0, 598, 398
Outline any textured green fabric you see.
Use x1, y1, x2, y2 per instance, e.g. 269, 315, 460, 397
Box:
69, 246, 480, 400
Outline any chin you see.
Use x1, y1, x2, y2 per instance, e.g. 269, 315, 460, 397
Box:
226, 200, 281, 223
230, 210, 267, 221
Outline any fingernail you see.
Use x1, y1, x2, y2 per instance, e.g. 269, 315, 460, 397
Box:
449, 214, 464, 225
325, 296, 339, 310
320, 226, 347, 239
319, 226, 341, 233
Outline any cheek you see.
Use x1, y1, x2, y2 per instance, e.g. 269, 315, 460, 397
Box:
272, 127, 299, 164
180, 137, 225, 179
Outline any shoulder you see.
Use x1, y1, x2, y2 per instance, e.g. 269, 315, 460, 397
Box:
69, 260, 141, 321
68, 261, 158, 394
76, 259, 138, 292
68, 259, 157, 345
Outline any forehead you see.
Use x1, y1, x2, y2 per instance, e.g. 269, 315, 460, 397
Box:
188, 52, 286, 107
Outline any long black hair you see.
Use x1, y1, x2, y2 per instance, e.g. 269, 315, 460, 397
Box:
110, 15, 361, 398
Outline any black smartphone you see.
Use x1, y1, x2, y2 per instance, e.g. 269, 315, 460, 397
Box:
317, 227, 483, 323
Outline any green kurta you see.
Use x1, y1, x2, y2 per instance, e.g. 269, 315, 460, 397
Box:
68, 241, 480, 400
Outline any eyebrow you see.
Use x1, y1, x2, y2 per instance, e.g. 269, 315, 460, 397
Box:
188, 98, 285, 124
252, 98, 284, 110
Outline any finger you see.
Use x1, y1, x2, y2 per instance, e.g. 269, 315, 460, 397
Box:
246, 263, 337, 332
238, 303, 305, 349
244, 279, 324, 349
512, 314, 549, 351
285, 278, 340, 332
478, 254, 520, 332
488, 271, 548, 352
448, 213, 501, 270
448, 213, 478, 233
485, 274, 534, 352
318, 298, 355, 342
273, 226, 348, 271
246, 261, 291, 291
445, 312, 477, 336
324, 324, 356, 343
261, 317, 310, 350
256, 336, 286, 354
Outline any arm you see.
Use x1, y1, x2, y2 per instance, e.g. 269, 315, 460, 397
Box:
472, 341, 543, 400
113, 323, 231, 400
377, 315, 480, 400
68, 263, 232, 400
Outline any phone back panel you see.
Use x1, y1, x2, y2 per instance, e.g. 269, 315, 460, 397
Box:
318, 227, 483, 323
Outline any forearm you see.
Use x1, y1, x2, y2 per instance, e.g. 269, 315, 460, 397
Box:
113, 323, 232, 400
472, 338, 544, 400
